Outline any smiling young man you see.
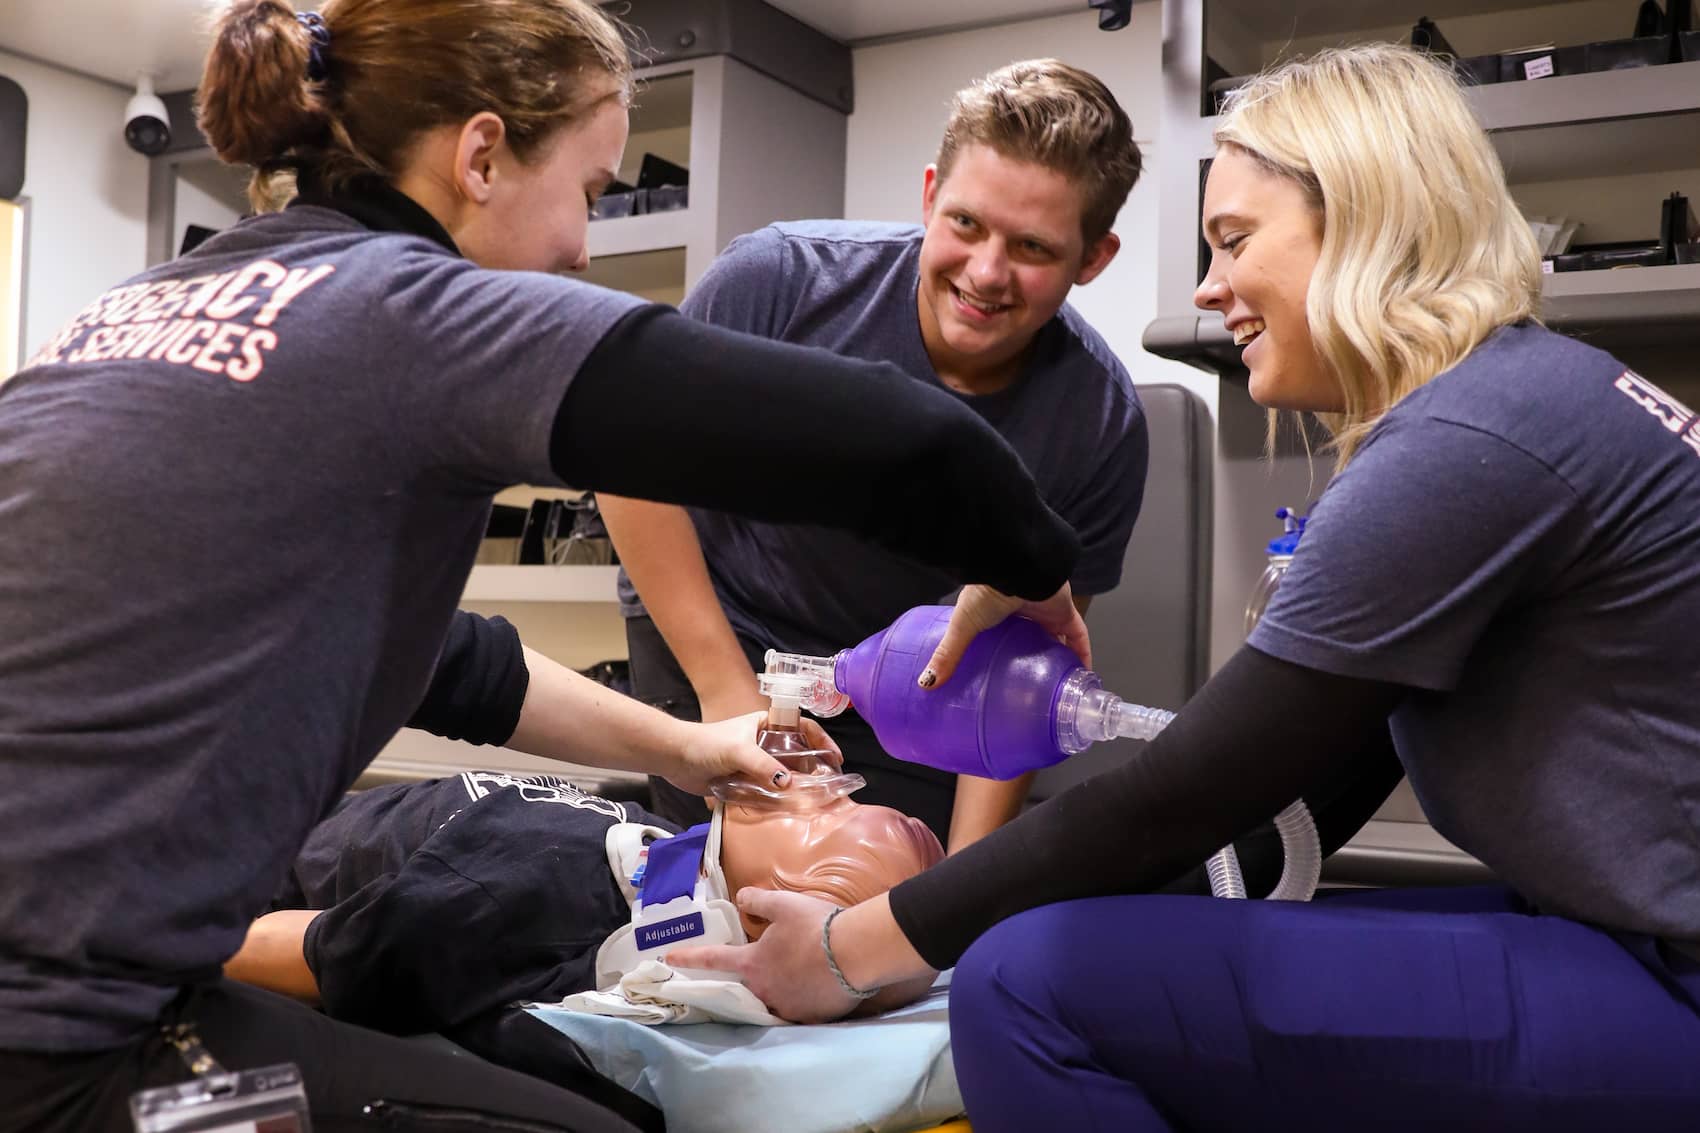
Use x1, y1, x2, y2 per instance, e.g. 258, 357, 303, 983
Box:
601, 60, 1148, 849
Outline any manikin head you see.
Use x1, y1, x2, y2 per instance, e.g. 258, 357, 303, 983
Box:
720, 789, 944, 1014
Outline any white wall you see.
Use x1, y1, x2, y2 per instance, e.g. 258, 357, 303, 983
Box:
845, 2, 1215, 410
0, 51, 149, 359
171, 160, 245, 257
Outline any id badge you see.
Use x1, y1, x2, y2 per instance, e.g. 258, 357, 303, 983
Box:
130, 1064, 311, 1133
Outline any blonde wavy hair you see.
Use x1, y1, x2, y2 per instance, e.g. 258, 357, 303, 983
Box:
1214, 44, 1542, 467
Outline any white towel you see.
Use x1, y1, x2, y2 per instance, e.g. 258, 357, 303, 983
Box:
553, 959, 786, 1026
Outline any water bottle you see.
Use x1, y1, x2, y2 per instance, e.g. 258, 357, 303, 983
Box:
1245, 506, 1306, 634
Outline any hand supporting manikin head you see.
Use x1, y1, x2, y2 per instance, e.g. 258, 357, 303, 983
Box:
717, 784, 944, 1014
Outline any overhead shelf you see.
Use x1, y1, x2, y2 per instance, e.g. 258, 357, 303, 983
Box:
1210, 0, 1589, 43
1544, 262, 1700, 324
462, 565, 621, 604
1473, 60, 1700, 132
1196, 61, 1700, 176
1144, 263, 1700, 373
585, 208, 693, 259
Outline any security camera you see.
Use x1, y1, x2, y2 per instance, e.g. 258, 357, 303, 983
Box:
124, 75, 171, 157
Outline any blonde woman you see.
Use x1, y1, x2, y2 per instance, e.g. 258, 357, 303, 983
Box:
675, 44, 1700, 1129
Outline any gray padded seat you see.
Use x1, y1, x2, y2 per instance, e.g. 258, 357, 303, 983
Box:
1032, 383, 1211, 801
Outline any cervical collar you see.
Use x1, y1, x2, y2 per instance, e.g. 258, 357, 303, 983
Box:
594, 806, 745, 989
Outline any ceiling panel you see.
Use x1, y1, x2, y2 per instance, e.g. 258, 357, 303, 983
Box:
0, 0, 230, 91
763, 0, 1087, 44
0, 0, 1099, 95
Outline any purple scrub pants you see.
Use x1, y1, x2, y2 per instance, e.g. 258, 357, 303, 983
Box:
950, 886, 1700, 1131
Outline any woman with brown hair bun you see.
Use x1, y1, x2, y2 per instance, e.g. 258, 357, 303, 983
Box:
0, 1, 1085, 1128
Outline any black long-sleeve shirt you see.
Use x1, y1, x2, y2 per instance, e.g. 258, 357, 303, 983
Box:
553, 304, 1080, 602
889, 647, 1408, 968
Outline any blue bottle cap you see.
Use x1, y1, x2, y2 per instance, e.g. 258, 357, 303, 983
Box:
1267, 506, 1308, 555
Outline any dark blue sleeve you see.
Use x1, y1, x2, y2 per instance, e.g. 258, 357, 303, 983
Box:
677, 226, 789, 337
1249, 416, 1582, 691
406, 611, 529, 746
888, 645, 1407, 968
553, 307, 1081, 602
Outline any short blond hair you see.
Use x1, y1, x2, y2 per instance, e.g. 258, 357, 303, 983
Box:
938, 59, 1141, 244
1215, 44, 1542, 467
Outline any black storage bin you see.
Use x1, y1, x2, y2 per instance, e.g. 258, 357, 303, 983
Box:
485, 505, 528, 539
1682, 30, 1700, 61
1586, 36, 1670, 71
646, 184, 689, 212
1552, 242, 1668, 271
1587, 246, 1667, 269
1499, 45, 1587, 80
590, 187, 645, 221
636, 153, 689, 191
1662, 192, 1698, 258
1453, 54, 1503, 85
1410, 16, 1457, 55
1208, 75, 1253, 114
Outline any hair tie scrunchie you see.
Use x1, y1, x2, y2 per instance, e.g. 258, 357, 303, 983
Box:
296, 11, 332, 83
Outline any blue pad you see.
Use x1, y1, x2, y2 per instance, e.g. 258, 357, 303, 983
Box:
641, 822, 710, 906
526, 973, 962, 1133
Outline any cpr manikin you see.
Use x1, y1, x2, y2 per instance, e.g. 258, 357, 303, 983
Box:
576, 674, 943, 1023
717, 678, 945, 1014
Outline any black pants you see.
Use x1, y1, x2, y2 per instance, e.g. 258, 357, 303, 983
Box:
624, 615, 957, 841
0, 981, 654, 1133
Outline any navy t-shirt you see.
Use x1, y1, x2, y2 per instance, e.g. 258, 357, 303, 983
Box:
0, 205, 642, 1050
1250, 323, 1700, 942
276, 773, 676, 1034
617, 221, 1148, 657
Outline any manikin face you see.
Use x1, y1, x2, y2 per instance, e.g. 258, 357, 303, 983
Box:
454, 92, 629, 275
1194, 145, 1338, 412
916, 143, 1117, 391
720, 793, 944, 1013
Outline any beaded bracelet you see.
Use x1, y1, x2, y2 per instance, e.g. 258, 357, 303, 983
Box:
821, 906, 878, 1000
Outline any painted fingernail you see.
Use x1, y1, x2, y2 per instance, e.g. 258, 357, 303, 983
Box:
917, 669, 937, 689
771, 770, 790, 787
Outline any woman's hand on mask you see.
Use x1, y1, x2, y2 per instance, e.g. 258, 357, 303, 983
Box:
661, 711, 843, 799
